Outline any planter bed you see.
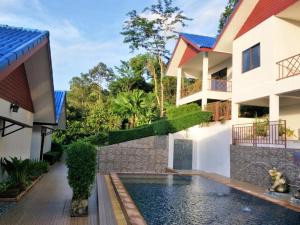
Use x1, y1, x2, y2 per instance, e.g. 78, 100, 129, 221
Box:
0, 175, 43, 202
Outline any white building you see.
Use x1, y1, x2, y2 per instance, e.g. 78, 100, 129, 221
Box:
166, 0, 300, 176
0, 25, 66, 161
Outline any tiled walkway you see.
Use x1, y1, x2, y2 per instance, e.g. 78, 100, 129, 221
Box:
0, 162, 98, 225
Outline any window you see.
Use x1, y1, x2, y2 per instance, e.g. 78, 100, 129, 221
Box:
242, 44, 260, 73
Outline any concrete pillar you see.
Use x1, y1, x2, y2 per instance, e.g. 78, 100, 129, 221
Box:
176, 68, 182, 106
269, 94, 280, 121
202, 52, 209, 91
202, 98, 207, 110
232, 103, 239, 123
201, 52, 209, 110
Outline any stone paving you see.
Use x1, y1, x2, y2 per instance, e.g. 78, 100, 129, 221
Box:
0, 162, 98, 225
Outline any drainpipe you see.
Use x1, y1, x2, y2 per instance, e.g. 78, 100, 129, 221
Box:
39, 127, 47, 161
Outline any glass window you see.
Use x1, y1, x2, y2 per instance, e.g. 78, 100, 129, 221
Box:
242, 43, 260, 73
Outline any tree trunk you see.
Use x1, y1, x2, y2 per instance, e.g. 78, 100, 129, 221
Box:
158, 56, 165, 118
146, 59, 160, 107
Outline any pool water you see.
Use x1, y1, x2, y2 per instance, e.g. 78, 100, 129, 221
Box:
119, 175, 300, 225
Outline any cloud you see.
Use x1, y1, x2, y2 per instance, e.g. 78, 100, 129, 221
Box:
0, 0, 130, 90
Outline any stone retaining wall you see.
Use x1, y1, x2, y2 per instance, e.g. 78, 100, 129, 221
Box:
97, 136, 168, 173
230, 145, 300, 191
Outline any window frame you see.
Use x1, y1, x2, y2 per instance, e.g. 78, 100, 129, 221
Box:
242, 43, 260, 73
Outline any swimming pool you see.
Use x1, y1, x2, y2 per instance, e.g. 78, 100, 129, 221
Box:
119, 175, 300, 225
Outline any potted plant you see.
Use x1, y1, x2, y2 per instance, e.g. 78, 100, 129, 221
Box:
66, 141, 96, 217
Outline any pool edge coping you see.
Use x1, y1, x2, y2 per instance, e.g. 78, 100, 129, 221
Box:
110, 173, 148, 225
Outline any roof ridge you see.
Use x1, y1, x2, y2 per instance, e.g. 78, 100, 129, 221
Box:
0, 24, 49, 36
180, 32, 216, 39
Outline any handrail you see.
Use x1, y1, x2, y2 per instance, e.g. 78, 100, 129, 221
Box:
232, 120, 287, 148
208, 78, 232, 92
181, 80, 202, 98
277, 53, 300, 80
205, 101, 231, 121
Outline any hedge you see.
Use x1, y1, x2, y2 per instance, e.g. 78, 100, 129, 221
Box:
166, 103, 201, 119
108, 110, 211, 145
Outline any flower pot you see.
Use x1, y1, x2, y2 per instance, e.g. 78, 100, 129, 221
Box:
70, 199, 88, 217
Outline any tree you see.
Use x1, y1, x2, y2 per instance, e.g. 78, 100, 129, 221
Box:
218, 0, 239, 34
121, 0, 191, 117
112, 90, 157, 128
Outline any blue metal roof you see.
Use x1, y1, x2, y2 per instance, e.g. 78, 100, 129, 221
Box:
54, 91, 66, 123
0, 24, 49, 71
180, 33, 216, 49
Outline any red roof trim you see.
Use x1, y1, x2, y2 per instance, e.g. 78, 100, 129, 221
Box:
213, 0, 244, 49
235, 0, 297, 39
178, 44, 199, 67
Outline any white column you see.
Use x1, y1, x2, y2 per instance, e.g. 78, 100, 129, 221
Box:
176, 68, 182, 106
269, 94, 280, 121
168, 134, 174, 169
202, 52, 209, 110
232, 103, 239, 123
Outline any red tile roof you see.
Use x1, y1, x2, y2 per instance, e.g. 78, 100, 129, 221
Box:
235, 0, 297, 39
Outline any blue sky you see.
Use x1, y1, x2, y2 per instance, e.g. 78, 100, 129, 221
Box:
0, 0, 227, 90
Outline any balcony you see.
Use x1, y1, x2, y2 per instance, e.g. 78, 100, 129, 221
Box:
208, 78, 232, 92
277, 53, 300, 80
232, 120, 287, 148
205, 101, 231, 122
181, 80, 202, 98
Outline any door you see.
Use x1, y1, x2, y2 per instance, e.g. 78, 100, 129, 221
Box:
173, 139, 193, 170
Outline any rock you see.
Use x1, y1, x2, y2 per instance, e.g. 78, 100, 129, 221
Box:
70, 199, 88, 217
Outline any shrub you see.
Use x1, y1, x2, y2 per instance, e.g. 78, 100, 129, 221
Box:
166, 103, 201, 119
82, 132, 108, 146
0, 157, 30, 191
43, 151, 61, 165
27, 160, 49, 180
51, 141, 63, 152
109, 125, 154, 145
66, 141, 96, 200
108, 110, 211, 144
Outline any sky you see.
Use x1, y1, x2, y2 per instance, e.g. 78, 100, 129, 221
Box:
0, 0, 227, 90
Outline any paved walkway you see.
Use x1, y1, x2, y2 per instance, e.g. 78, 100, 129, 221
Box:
0, 162, 98, 225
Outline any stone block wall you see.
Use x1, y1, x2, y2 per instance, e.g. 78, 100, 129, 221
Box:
230, 145, 300, 190
97, 136, 168, 173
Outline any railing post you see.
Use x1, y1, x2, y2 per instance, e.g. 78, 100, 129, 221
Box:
232, 125, 235, 145
253, 123, 257, 147
284, 120, 287, 149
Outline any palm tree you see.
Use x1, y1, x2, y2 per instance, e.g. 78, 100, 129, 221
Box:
112, 90, 147, 128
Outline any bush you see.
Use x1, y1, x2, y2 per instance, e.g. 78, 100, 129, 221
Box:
43, 151, 61, 165
27, 160, 49, 180
66, 141, 96, 200
82, 132, 108, 146
0, 157, 30, 191
166, 103, 201, 119
108, 110, 211, 145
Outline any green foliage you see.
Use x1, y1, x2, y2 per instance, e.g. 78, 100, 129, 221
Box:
218, 0, 239, 33
112, 90, 158, 128
0, 157, 30, 191
66, 141, 97, 200
43, 151, 61, 165
82, 132, 108, 146
166, 103, 201, 119
109, 110, 211, 144
27, 160, 49, 180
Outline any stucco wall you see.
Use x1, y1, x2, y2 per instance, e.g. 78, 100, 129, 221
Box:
168, 121, 232, 177
0, 98, 33, 159
232, 16, 300, 104
231, 145, 300, 191
280, 104, 300, 140
97, 136, 168, 173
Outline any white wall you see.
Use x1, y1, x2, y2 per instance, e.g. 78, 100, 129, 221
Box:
280, 104, 300, 140
232, 16, 300, 104
30, 126, 41, 160
168, 121, 232, 177
0, 98, 33, 159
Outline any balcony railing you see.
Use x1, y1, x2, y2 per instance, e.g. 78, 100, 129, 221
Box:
208, 79, 232, 92
232, 120, 287, 148
205, 101, 231, 121
277, 53, 300, 80
181, 80, 202, 98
